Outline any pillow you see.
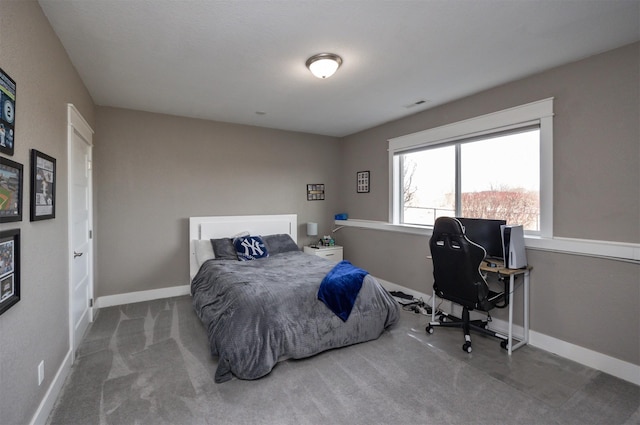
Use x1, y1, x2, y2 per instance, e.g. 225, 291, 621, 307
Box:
210, 238, 238, 260
194, 240, 215, 266
233, 235, 269, 261
262, 233, 299, 255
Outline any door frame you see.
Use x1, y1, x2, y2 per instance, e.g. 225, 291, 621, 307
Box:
67, 104, 94, 360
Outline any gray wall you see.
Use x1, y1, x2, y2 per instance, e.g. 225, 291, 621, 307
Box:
336, 43, 640, 365
1, 3, 638, 423
0, 2, 95, 424
94, 107, 341, 297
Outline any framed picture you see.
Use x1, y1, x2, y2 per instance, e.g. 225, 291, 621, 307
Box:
0, 67, 16, 156
357, 170, 370, 193
30, 149, 56, 221
0, 229, 20, 316
0, 157, 23, 222
306, 183, 325, 201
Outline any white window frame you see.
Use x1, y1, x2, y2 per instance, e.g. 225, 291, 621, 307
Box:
388, 98, 554, 238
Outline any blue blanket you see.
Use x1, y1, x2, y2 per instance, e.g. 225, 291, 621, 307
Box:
317, 260, 369, 321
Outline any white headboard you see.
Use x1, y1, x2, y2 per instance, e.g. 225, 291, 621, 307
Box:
189, 214, 298, 280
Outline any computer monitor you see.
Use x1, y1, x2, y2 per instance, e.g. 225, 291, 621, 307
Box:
455, 217, 507, 260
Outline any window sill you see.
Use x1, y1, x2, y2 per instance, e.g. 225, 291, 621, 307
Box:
334, 219, 640, 263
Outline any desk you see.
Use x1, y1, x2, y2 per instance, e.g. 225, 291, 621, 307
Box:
480, 261, 532, 355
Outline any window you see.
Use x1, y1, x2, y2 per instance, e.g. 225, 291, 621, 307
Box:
389, 99, 553, 237
400, 127, 540, 230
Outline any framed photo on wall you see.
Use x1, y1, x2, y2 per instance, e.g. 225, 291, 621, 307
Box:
0, 157, 23, 222
30, 149, 56, 221
306, 184, 325, 201
357, 170, 370, 193
0, 229, 20, 316
0, 67, 16, 156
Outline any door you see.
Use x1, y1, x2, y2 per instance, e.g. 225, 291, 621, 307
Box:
68, 104, 94, 359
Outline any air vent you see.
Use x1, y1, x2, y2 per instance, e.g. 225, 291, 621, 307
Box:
404, 99, 429, 109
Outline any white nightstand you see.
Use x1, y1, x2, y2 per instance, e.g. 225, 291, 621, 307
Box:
303, 245, 343, 263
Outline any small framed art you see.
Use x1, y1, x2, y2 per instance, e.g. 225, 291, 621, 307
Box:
307, 184, 325, 201
0, 67, 16, 156
0, 228, 20, 316
0, 157, 23, 222
357, 171, 370, 193
30, 149, 56, 221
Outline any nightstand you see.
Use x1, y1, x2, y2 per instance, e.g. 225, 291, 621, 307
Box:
303, 245, 343, 263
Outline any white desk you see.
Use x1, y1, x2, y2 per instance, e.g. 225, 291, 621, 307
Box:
480, 262, 532, 355
427, 258, 532, 355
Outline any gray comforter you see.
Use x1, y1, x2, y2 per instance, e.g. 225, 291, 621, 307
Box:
191, 251, 399, 383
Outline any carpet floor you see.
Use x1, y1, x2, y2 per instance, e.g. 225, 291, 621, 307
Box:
47, 296, 640, 425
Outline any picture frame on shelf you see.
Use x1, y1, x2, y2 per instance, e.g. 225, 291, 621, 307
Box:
0, 229, 20, 316
0, 157, 23, 222
0, 67, 16, 156
357, 170, 370, 193
30, 149, 56, 221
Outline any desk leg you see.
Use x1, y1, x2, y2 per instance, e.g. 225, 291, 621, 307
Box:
523, 271, 530, 345
508, 274, 515, 355
508, 270, 530, 353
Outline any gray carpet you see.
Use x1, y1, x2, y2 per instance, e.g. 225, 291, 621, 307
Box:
47, 296, 640, 425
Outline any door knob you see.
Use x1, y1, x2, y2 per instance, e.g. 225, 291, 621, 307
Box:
73, 251, 83, 259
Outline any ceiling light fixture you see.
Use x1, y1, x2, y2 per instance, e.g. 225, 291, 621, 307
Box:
305, 53, 343, 79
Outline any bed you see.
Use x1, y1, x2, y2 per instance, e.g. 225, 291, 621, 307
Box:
189, 214, 400, 383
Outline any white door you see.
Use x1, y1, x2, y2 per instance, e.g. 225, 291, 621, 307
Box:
68, 105, 94, 359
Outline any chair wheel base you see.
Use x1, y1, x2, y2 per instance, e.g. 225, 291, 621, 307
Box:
462, 342, 472, 353
500, 340, 509, 350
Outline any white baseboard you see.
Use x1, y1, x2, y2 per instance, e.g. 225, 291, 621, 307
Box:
376, 277, 640, 386
95, 285, 191, 308
530, 331, 640, 386
380, 279, 432, 303
29, 349, 72, 425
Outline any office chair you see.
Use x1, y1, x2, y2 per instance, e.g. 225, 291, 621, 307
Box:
426, 217, 508, 353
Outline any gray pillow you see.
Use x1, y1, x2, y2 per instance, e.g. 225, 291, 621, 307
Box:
210, 238, 238, 260
262, 234, 299, 255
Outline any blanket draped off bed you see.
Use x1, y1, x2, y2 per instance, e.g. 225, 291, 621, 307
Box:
191, 251, 400, 383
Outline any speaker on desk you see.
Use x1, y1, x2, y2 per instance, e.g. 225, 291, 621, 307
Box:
501, 225, 527, 269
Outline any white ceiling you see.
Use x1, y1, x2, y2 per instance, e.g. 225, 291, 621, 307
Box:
39, 0, 639, 137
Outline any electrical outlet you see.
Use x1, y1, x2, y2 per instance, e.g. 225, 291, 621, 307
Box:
38, 361, 44, 386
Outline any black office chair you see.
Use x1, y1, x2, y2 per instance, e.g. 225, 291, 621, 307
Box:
426, 217, 508, 353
